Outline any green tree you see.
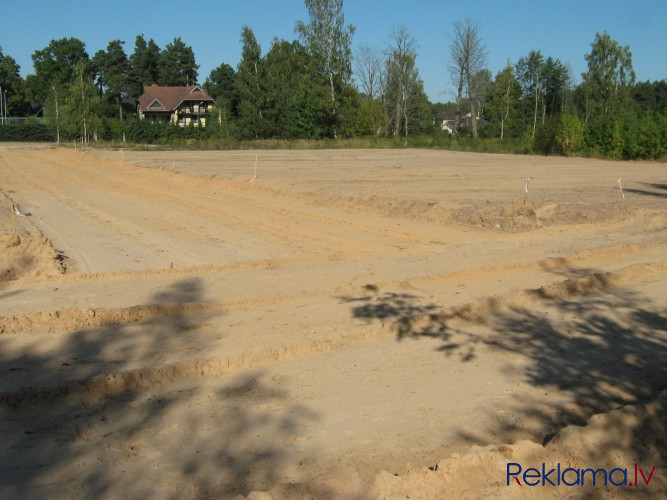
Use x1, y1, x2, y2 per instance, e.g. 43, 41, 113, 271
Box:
581, 31, 635, 120
516, 50, 544, 139
128, 35, 161, 97
93, 40, 129, 119
622, 112, 665, 160
28, 37, 90, 102
542, 56, 571, 116
555, 112, 584, 155
158, 37, 199, 86
236, 26, 266, 139
205, 62, 237, 105
353, 96, 385, 136
0, 47, 24, 116
629, 80, 667, 115
62, 60, 99, 143
43, 85, 63, 143
296, 0, 355, 138
384, 25, 422, 137
263, 39, 318, 138
469, 68, 491, 126
205, 62, 239, 141
487, 62, 521, 139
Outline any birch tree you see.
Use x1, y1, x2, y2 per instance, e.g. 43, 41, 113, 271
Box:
581, 31, 635, 120
64, 60, 98, 143
489, 62, 520, 139
384, 25, 425, 137
448, 19, 487, 137
516, 50, 544, 139
355, 43, 382, 99
296, 0, 355, 137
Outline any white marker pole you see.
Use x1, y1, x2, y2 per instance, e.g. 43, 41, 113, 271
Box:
617, 178, 625, 199
525, 178, 530, 193
10, 203, 16, 235
250, 154, 258, 182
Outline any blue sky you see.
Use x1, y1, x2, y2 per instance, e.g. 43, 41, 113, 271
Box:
2, 0, 665, 102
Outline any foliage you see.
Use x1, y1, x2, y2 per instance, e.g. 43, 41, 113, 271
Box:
581, 31, 635, 120
515, 50, 544, 139
236, 26, 266, 139
159, 37, 199, 86
384, 25, 427, 137
296, 0, 355, 137
28, 37, 90, 102
486, 62, 521, 140
93, 40, 130, 119
0, 122, 54, 142
204, 62, 238, 110
127, 119, 160, 144
554, 112, 584, 155
351, 97, 385, 136
61, 60, 99, 142
0, 47, 24, 115
128, 35, 161, 97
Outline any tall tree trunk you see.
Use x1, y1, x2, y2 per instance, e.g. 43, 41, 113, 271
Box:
501, 79, 510, 140
470, 101, 478, 138
454, 71, 464, 133
532, 76, 540, 139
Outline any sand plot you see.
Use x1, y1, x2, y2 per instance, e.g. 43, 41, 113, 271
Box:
0, 145, 666, 498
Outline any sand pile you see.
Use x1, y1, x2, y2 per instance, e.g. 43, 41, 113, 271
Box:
0, 235, 65, 282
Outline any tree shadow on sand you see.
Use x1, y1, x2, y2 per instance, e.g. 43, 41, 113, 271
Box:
0, 278, 318, 498
624, 182, 667, 199
341, 264, 667, 464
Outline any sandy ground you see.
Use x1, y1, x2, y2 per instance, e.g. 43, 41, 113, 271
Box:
0, 143, 665, 499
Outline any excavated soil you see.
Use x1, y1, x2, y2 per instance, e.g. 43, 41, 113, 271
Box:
0, 144, 665, 499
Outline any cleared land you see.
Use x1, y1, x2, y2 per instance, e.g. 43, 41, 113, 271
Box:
0, 144, 665, 499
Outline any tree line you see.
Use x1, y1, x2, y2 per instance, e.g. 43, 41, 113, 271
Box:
0, 0, 664, 159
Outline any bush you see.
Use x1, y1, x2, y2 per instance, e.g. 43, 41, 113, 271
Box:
555, 113, 584, 155
127, 120, 160, 144
0, 123, 55, 142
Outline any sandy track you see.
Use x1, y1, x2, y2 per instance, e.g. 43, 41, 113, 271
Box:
0, 146, 665, 498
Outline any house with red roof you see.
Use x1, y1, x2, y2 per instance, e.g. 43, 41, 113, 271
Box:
137, 84, 215, 127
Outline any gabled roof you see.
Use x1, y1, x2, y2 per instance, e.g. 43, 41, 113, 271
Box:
433, 111, 459, 122
138, 85, 215, 112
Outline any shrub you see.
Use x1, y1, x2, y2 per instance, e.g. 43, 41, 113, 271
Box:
0, 123, 55, 142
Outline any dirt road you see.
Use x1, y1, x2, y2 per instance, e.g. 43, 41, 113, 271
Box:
1, 144, 665, 498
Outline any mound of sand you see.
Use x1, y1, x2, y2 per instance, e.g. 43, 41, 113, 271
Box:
0, 235, 65, 282
451, 199, 648, 232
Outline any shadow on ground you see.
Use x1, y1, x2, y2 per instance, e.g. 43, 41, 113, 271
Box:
341, 263, 667, 465
624, 182, 667, 199
0, 278, 318, 498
